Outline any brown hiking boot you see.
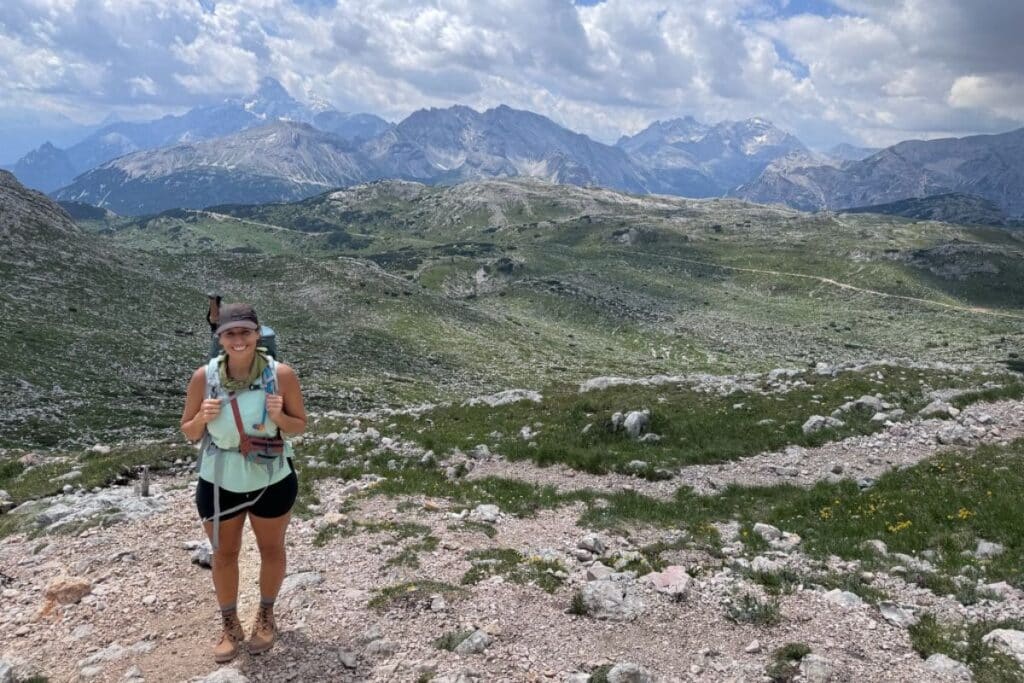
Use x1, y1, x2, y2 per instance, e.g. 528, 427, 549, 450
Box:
213, 611, 245, 663
248, 603, 277, 655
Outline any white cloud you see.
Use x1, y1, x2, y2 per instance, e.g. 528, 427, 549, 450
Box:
0, 0, 1020, 150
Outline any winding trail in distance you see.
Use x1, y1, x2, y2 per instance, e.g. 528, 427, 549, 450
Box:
628, 249, 1024, 321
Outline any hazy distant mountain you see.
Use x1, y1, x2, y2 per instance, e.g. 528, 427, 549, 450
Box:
617, 116, 809, 194
366, 104, 651, 193
826, 143, 880, 162
53, 122, 376, 215
736, 128, 1024, 217
312, 111, 393, 142
11, 143, 78, 192
839, 193, 1011, 226
11, 78, 388, 192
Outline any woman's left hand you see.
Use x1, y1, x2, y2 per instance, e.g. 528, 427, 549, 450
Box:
266, 394, 285, 421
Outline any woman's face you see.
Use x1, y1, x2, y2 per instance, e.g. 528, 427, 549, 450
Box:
219, 327, 259, 357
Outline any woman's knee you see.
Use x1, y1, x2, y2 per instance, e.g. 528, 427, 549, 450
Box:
213, 543, 242, 566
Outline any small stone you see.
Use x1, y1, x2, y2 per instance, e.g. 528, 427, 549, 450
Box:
43, 575, 92, 605
982, 629, 1024, 666
607, 662, 653, 683
470, 504, 501, 523
279, 571, 323, 596
799, 654, 834, 683
752, 523, 781, 541
924, 653, 972, 680
578, 533, 606, 555
879, 601, 917, 628
744, 640, 761, 654
453, 629, 493, 655
587, 563, 614, 582
823, 589, 863, 608
199, 669, 250, 683
975, 540, 1005, 559
141, 594, 156, 606
643, 566, 691, 598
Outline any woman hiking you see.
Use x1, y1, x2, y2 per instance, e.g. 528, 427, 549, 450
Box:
180, 303, 307, 663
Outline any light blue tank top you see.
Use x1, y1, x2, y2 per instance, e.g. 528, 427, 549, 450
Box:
199, 365, 294, 493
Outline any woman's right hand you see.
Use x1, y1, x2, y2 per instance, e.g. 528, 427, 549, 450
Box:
198, 398, 222, 424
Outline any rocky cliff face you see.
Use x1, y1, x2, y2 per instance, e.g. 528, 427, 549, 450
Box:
737, 128, 1024, 218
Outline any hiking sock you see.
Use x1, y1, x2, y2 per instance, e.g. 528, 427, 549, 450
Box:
259, 597, 275, 609
220, 602, 238, 618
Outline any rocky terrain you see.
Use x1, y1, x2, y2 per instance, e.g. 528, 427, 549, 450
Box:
2, 171, 1024, 682
2, 379, 1024, 682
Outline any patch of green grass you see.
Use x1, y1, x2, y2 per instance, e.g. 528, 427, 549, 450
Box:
587, 665, 613, 683
385, 535, 440, 569
568, 589, 587, 616
809, 571, 887, 605
461, 548, 567, 593
743, 566, 803, 596
581, 439, 1024, 591
726, 591, 781, 625
383, 366, 1018, 474
0, 443, 189, 506
368, 580, 465, 610
766, 643, 812, 682
432, 629, 475, 652
447, 519, 499, 538
313, 518, 432, 548
909, 613, 1024, 683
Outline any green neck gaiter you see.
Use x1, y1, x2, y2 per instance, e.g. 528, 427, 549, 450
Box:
219, 352, 268, 393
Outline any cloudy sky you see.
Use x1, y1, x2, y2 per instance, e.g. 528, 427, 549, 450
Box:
1, 0, 1022, 160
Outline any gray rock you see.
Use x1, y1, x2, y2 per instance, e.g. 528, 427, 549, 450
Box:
799, 654, 834, 682
578, 534, 606, 555
937, 425, 973, 445
981, 629, 1024, 665
975, 540, 1005, 559
587, 563, 614, 582
861, 539, 888, 556
752, 523, 781, 541
607, 662, 654, 683
823, 589, 863, 608
581, 580, 644, 621
924, 653, 972, 680
453, 629, 494, 655
750, 556, 782, 575
623, 410, 650, 438
920, 400, 959, 418
565, 674, 591, 683
0, 660, 12, 683
189, 540, 213, 568
122, 665, 144, 681
279, 571, 323, 596
610, 412, 625, 431
199, 669, 250, 683
802, 415, 844, 435
470, 504, 501, 523
879, 601, 918, 628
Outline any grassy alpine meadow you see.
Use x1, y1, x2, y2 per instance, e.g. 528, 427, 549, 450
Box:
348, 365, 1024, 475
580, 438, 1024, 590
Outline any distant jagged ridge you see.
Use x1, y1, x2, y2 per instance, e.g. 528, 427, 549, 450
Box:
735, 128, 1024, 218
10, 77, 392, 193
50, 103, 813, 215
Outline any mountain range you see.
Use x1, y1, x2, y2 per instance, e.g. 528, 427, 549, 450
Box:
11, 79, 1024, 219
10, 77, 390, 193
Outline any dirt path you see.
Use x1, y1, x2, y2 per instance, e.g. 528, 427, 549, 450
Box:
632, 250, 1024, 320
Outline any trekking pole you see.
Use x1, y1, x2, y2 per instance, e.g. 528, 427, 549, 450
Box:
136, 465, 150, 497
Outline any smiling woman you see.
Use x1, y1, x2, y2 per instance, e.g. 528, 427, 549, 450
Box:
179, 302, 307, 664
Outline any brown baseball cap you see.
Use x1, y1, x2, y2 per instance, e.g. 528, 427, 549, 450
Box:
214, 303, 259, 335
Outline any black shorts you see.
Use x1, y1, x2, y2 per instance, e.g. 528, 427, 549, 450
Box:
195, 463, 298, 522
